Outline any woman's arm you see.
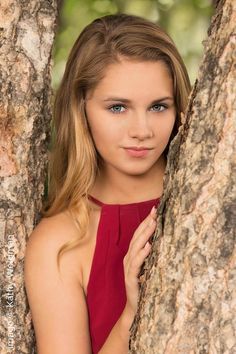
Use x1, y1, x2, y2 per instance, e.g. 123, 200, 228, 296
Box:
24, 214, 92, 354
96, 304, 134, 354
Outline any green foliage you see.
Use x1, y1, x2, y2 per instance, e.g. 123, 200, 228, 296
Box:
52, 0, 213, 88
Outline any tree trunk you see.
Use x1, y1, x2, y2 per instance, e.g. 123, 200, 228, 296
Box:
0, 1, 57, 353
130, 0, 236, 353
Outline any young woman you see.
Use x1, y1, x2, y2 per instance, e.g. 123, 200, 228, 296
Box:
24, 13, 191, 354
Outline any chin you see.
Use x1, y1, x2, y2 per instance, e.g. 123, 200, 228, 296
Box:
118, 163, 157, 177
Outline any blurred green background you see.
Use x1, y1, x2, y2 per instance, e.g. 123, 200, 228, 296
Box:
52, 0, 213, 88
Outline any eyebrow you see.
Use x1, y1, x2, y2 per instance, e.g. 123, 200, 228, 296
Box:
102, 96, 174, 103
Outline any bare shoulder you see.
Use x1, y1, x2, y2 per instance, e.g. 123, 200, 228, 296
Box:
24, 211, 92, 354
28, 210, 78, 244
26, 210, 83, 279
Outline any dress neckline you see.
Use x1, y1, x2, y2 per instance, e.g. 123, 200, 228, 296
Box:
88, 194, 160, 207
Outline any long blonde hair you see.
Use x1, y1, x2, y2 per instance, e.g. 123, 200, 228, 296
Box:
42, 13, 191, 270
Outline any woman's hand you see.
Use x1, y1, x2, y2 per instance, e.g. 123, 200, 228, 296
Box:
123, 206, 157, 318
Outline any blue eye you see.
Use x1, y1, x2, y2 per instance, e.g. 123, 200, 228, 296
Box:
108, 104, 126, 114
107, 103, 167, 114
151, 104, 167, 112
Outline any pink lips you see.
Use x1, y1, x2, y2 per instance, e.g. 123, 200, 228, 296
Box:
124, 146, 152, 157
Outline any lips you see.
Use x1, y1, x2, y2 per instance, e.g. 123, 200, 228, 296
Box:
125, 146, 152, 151
123, 146, 153, 157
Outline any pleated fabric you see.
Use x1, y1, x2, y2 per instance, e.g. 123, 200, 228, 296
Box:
86, 195, 160, 353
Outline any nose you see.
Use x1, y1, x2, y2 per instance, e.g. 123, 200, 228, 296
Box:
127, 112, 153, 140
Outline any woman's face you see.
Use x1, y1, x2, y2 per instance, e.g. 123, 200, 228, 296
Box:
84, 58, 176, 176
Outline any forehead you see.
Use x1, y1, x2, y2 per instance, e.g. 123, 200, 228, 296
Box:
90, 59, 173, 99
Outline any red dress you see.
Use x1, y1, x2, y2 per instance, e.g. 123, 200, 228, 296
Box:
86, 195, 160, 353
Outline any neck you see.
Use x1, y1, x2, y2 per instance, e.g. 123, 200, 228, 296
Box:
90, 155, 166, 204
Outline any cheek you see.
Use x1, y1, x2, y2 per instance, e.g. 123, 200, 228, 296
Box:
88, 114, 121, 144
88, 119, 119, 151
86, 115, 104, 143
154, 116, 176, 141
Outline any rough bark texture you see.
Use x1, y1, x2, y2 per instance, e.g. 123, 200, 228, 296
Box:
130, 0, 236, 353
0, 1, 57, 353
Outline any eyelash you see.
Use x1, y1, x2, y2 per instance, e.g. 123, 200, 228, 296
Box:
107, 103, 168, 114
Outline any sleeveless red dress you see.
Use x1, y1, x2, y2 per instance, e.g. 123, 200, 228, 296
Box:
86, 195, 160, 353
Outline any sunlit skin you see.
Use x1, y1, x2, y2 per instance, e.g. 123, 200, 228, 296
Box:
85, 58, 176, 203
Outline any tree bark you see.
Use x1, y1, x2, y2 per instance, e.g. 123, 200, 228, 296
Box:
0, 1, 57, 353
130, 0, 236, 353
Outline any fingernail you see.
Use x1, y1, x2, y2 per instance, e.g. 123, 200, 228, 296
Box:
150, 206, 156, 215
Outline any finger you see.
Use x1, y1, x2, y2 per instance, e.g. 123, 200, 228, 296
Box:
129, 218, 156, 255
136, 206, 157, 233
130, 206, 157, 244
126, 242, 152, 278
